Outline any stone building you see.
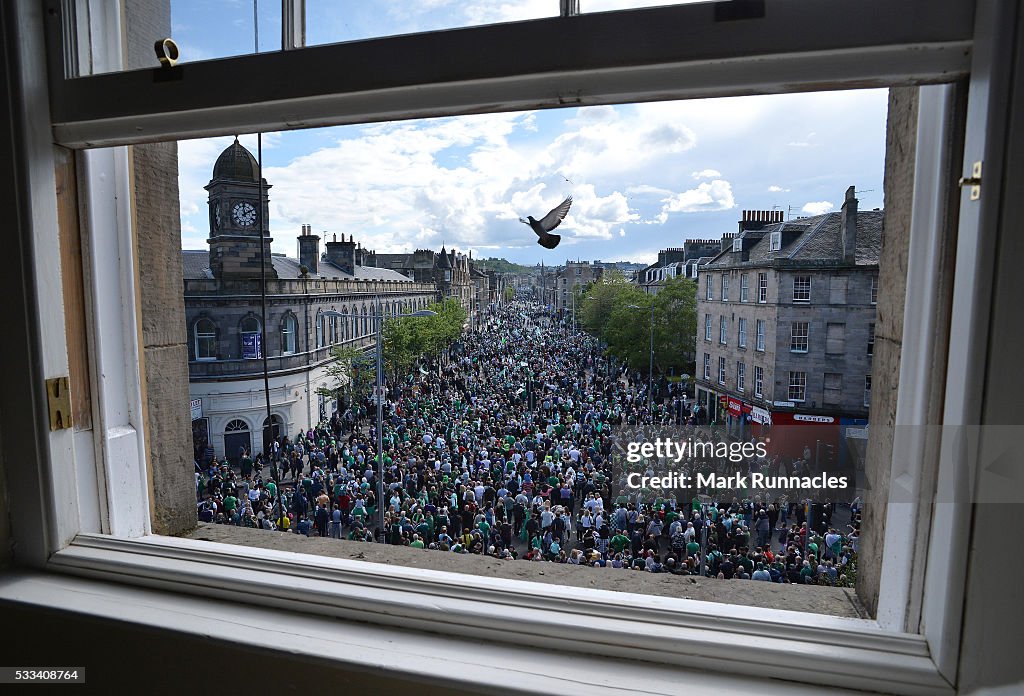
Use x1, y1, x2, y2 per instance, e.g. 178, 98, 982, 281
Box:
555, 260, 604, 321
694, 188, 879, 469
184, 140, 435, 462
637, 239, 720, 294
375, 245, 475, 316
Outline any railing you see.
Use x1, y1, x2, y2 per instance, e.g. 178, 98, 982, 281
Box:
189, 337, 375, 379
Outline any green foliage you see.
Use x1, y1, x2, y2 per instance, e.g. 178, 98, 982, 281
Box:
317, 344, 374, 406
382, 298, 467, 380
503, 285, 515, 302
579, 275, 697, 377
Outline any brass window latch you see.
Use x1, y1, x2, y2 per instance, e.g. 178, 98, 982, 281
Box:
46, 376, 72, 431
959, 161, 982, 200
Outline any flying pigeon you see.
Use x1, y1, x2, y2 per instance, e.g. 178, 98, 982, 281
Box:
520, 196, 572, 250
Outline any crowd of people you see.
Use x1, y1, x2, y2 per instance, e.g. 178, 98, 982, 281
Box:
195, 300, 860, 589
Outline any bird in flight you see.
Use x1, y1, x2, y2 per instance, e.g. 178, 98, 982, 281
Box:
520, 196, 572, 250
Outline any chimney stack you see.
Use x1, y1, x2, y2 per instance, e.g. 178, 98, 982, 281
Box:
840, 185, 858, 263
297, 224, 320, 274
325, 233, 356, 275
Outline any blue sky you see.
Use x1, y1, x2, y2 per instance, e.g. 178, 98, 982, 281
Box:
173, 2, 888, 265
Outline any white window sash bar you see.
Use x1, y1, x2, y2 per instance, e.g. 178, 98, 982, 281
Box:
43, 0, 973, 148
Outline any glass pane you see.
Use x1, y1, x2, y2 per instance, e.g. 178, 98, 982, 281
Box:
305, 0, 558, 46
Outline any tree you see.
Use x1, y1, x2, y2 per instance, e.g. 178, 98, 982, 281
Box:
317, 344, 373, 409
652, 276, 697, 376
381, 297, 467, 381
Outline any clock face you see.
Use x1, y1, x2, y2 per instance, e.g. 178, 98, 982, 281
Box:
232, 201, 257, 227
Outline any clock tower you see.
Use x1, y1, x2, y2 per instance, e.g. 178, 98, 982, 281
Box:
205, 138, 277, 279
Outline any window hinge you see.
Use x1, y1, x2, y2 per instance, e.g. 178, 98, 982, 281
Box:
958, 161, 982, 200
46, 376, 73, 430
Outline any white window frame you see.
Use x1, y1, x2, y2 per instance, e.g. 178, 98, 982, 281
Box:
737, 362, 745, 392
754, 365, 764, 398
193, 318, 217, 361
732, 237, 742, 252
793, 275, 812, 303
738, 318, 747, 348
705, 273, 713, 301
757, 272, 768, 303
718, 356, 726, 385
791, 321, 809, 352
721, 274, 729, 301
6, 1, 1009, 693
281, 314, 297, 355
719, 315, 727, 344
755, 320, 766, 352
704, 313, 712, 341
788, 371, 807, 402
740, 274, 749, 302
769, 231, 782, 251
702, 353, 710, 381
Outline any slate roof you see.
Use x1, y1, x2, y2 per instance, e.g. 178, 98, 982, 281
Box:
704, 210, 882, 268
181, 250, 413, 282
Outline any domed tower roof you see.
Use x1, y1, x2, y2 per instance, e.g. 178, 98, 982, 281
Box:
212, 137, 260, 182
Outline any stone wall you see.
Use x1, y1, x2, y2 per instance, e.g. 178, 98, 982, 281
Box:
856, 87, 917, 616
126, 1, 197, 536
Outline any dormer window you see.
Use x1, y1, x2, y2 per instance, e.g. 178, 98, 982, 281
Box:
770, 231, 782, 251
732, 238, 742, 252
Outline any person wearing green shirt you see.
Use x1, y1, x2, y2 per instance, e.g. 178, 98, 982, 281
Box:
410, 537, 425, 549
686, 540, 700, 557
610, 533, 630, 553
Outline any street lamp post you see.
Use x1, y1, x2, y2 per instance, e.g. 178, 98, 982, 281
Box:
323, 304, 436, 542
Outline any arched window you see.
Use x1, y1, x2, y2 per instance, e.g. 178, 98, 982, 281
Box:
315, 310, 324, 348
225, 419, 249, 432
281, 314, 297, 355
262, 414, 285, 452
340, 306, 349, 342
194, 318, 217, 360
240, 316, 261, 359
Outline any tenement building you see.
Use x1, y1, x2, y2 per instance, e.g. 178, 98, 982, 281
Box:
694, 188, 878, 474
555, 260, 605, 320
184, 139, 435, 463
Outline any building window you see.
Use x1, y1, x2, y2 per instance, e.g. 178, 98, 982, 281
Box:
703, 353, 710, 381
737, 362, 746, 392
830, 276, 848, 304
754, 365, 764, 398
718, 356, 726, 385
868, 323, 875, 356
793, 275, 811, 303
870, 275, 878, 304
315, 311, 325, 348
825, 322, 846, 354
704, 314, 712, 341
757, 272, 768, 303
240, 316, 262, 359
738, 318, 747, 348
194, 318, 217, 360
755, 320, 765, 352
719, 316, 728, 344
789, 371, 807, 402
705, 273, 713, 301
769, 231, 781, 251
281, 314, 297, 355
721, 274, 729, 301
791, 322, 809, 352
740, 274, 749, 302
865, 374, 873, 407
824, 373, 843, 405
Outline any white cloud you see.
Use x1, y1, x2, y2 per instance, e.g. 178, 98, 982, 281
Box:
768, 185, 790, 193
801, 201, 835, 216
653, 180, 735, 222
691, 169, 722, 180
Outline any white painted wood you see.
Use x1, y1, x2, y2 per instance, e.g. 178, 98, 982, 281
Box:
874, 84, 953, 634
47, 533, 952, 695
0, 570, 874, 696
922, 0, 1020, 684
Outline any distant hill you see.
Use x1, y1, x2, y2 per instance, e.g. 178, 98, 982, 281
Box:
473, 257, 531, 274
